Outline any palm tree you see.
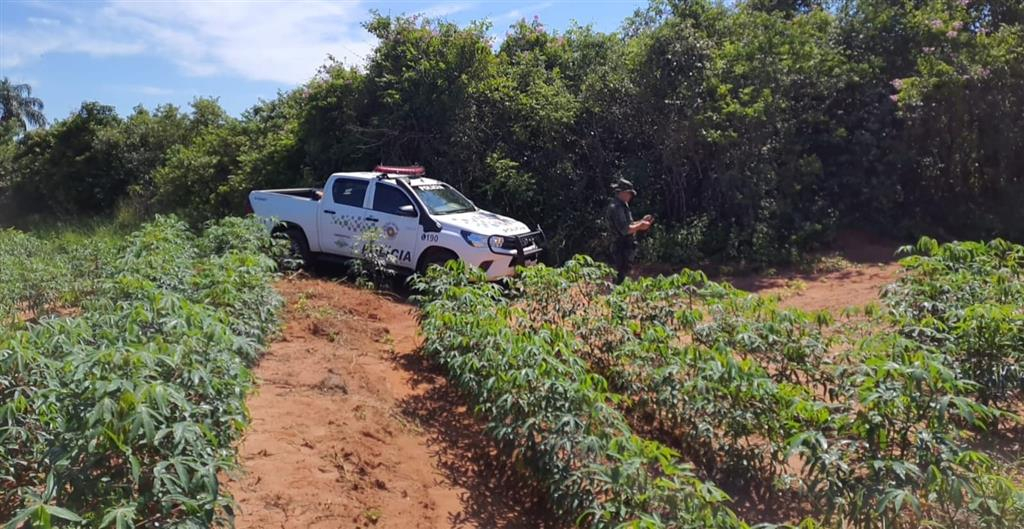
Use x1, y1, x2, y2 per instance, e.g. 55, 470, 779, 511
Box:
0, 78, 48, 132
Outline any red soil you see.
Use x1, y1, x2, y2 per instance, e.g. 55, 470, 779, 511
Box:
730, 262, 900, 313
729, 231, 902, 312
225, 278, 556, 529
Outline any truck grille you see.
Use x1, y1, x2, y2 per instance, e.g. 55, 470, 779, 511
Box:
502, 235, 534, 249
500, 232, 542, 250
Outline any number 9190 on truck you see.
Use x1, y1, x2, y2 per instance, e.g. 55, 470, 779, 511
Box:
248, 166, 544, 279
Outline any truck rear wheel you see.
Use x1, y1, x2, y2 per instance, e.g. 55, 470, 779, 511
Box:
280, 227, 313, 268
417, 248, 458, 275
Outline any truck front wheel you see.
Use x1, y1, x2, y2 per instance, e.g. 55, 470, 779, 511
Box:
417, 248, 458, 275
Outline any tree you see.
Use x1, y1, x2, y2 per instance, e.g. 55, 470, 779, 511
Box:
0, 78, 47, 133
7, 102, 125, 217
149, 99, 244, 222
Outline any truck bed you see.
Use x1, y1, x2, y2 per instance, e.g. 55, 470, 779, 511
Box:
249, 188, 324, 252
257, 188, 323, 200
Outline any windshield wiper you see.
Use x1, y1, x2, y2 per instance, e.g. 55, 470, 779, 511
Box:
435, 207, 475, 215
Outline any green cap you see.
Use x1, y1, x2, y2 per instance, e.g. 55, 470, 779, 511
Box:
612, 178, 636, 194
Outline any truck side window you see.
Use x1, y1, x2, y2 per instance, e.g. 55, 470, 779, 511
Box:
372, 184, 415, 216
332, 179, 368, 207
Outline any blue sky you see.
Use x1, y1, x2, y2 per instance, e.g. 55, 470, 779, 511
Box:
0, 1, 646, 121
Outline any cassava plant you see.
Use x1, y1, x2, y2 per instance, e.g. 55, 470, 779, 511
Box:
0, 215, 282, 528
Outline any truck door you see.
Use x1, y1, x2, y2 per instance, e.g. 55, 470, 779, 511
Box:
367, 180, 423, 270
319, 177, 370, 258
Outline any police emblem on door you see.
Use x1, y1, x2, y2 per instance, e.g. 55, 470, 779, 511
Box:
383, 223, 399, 238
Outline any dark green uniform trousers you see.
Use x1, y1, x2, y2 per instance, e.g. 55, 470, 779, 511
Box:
610, 237, 636, 284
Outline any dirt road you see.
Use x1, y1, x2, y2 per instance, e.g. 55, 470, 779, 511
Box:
225, 278, 554, 529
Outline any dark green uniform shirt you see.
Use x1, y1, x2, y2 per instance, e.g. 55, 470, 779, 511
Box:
607, 196, 636, 283
607, 196, 634, 242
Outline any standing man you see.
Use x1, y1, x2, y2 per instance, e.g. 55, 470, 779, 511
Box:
606, 178, 653, 284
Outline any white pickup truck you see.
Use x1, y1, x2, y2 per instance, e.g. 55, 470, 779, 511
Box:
248, 166, 544, 279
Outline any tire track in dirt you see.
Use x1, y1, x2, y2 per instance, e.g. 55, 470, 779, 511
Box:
225, 277, 556, 529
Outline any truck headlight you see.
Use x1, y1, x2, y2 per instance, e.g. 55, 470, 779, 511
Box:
461, 230, 487, 248
488, 235, 505, 249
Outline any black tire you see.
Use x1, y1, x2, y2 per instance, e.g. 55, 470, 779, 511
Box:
282, 227, 313, 268
417, 247, 458, 275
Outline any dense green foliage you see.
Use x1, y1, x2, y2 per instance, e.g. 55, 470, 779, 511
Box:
886, 237, 1024, 406
414, 253, 1024, 528
0, 217, 282, 528
2, 0, 1022, 266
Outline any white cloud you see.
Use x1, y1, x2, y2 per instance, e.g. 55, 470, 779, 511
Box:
494, 1, 553, 24
502, 9, 523, 21
6, 75, 41, 89
2, 1, 378, 85
1, 12, 145, 68
130, 85, 175, 96
420, 2, 477, 18
105, 0, 376, 84
26, 17, 61, 27
104, 84, 175, 96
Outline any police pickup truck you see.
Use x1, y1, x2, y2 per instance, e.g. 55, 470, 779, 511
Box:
248, 166, 543, 279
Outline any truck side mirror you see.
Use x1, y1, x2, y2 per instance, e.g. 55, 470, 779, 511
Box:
399, 204, 417, 217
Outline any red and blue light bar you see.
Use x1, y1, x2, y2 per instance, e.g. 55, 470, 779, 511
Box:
374, 165, 425, 176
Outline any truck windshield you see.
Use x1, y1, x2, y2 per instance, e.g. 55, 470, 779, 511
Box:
412, 183, 476, 215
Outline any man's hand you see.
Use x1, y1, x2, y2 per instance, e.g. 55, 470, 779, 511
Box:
629, 218, 653, 234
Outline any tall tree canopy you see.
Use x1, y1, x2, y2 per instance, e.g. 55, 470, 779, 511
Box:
0, 78, 47, 135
